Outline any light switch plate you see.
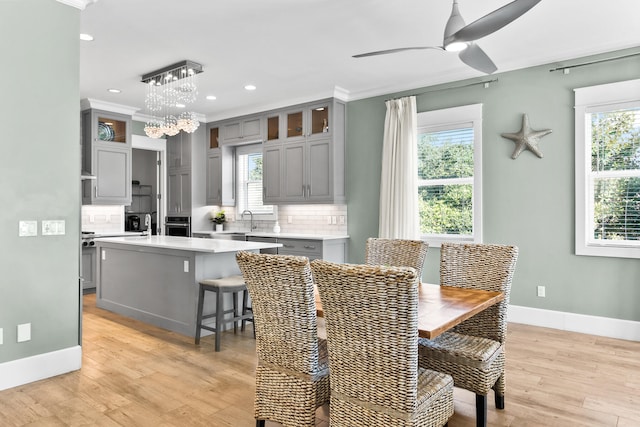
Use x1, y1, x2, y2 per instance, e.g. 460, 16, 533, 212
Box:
42, 220, 65, 236
183, 260, 189, 273
19, 221, 38, 237
0, 327, 3, 345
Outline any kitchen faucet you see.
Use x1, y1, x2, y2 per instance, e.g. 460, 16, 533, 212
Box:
144, 213, 152, 235
241, 210, 254, 231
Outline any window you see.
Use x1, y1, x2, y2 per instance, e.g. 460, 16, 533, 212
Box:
236, 144, 277, 219
575, 79, 640, 258
417, 104, 482, 246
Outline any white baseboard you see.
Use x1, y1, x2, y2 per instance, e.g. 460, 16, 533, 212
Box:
508, 305, 640, 341
0, 346, 82, 391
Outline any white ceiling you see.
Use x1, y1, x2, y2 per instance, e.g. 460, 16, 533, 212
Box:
79, 0, 640, 122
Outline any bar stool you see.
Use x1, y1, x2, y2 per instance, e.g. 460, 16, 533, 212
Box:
195, 275, 253, 351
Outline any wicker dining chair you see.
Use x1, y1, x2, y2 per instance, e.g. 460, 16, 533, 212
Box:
418, 242, 519, 427
235, 251, 330, 427
311, 259, 454, 427
365, 238, 429, 279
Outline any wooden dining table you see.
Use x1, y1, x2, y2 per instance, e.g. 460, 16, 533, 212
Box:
315, 283, 504, 339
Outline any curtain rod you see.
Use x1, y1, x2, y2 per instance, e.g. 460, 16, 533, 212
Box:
385, 78, 499, 102
549, 52, 640, 73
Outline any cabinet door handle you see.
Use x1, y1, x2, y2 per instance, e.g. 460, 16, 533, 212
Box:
302, 185, 306, 198
94, 186, 98, 198
283, 244, 295, 248
307, 185, 311, 198
263, 187, 266, 199
303, 245, 316, 250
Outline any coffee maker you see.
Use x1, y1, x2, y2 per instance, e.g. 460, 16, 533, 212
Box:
126, 215, 140, 231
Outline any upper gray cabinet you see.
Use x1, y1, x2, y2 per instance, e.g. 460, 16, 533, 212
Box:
206, 124, 235, 206
81, 109, 132, 205
166, 132, 193, 215
167, 132, 192, 168
220, 115, 262, 145
263, 98, 345, 205
282, 101, 333, 143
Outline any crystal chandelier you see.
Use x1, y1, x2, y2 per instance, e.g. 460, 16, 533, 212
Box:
141, 60, 203, 138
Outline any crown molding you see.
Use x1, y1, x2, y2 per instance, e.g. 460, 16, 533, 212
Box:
55, 0, 98, 10
132, 111, 206, 124
80, 98, 139, 116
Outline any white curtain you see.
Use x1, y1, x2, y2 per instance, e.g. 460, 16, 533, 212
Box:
378, 96, 420, 239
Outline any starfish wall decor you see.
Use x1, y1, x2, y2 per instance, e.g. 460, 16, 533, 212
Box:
501, 114, 552, 159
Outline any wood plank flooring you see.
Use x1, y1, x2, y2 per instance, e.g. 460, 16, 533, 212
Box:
0, 294, 639, 426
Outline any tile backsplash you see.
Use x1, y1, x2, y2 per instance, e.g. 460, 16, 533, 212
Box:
198, 205, 348, 235
84, 204, 348, 236
81, 205, 124, 233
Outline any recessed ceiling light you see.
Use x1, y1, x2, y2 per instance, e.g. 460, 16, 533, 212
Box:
80, 33, 94, 41
107, 88, 121, 93
244, 84, 257, 91
206, 95, 217, 101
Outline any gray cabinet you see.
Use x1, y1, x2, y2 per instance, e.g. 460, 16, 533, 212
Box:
263, 144, 283, 201
283, 101, 333, 142
221, 116, 262, 144
167, 168, 191, 215
81, 247, 96, 290
246, 235, 347, 263
263, 98, 345, 205
206, 150, 222, 205
81, 109, 132, 205
206, 123, 236, 207
167, 132, 194, 214
167, 132, 191, 168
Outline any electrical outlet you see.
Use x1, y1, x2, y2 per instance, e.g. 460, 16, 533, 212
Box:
287, 216, 293, 224
537, 285, 546, 298
339, 215, 345, 225
327, 216, 332, 225
17, 323, 31, 342
331, 216, 337, 225
183, 260, 189, 273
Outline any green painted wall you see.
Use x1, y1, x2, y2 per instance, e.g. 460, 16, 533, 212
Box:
346, 47, 640, 322
0, 0, 80, 362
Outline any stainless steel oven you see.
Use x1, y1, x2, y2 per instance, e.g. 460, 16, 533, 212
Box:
164, 216, 191, 237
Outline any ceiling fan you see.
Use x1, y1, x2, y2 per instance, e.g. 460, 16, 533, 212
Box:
353, 0, 541, 74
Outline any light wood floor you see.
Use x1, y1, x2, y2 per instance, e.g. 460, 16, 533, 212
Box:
1, 294, 639, 426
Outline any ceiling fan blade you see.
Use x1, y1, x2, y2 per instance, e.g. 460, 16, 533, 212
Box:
458, 43, 497, 74
450, 0, 541, 43
353, 46, 442, 58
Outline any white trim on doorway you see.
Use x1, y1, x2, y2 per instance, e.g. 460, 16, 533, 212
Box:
132, 135, 167, 236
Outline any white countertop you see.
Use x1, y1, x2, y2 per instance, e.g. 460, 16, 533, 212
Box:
192, 230, 349, 240
94, 235, 282, 253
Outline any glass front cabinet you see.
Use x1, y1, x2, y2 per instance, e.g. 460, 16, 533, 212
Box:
81, 109, 132, 205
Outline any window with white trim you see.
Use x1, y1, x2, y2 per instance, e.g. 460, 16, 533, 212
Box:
575, 79, 640, 258
236, 144, 277, 219
417, 104, 482, 246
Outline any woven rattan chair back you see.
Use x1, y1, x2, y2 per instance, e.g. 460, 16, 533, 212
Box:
365, 238, 429, 279
236, 251, 329, 427
439, 242, 519, 344
312, 259, 452, 426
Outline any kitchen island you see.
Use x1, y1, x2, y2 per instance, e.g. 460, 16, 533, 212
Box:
93, 236, 281, 337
